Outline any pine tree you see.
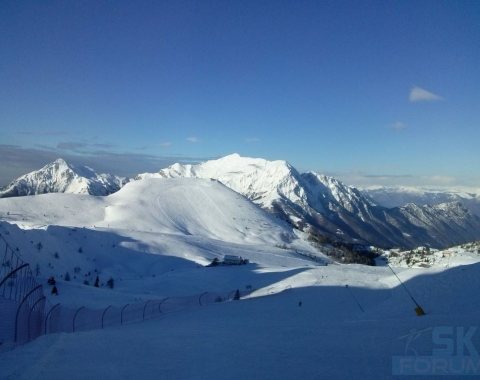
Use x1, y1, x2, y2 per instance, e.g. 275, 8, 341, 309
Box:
233, 289, 240, 300
94, 276, 99, 287
106, 277, 114, 289
65, 272, 71, 281
207, 257, 219, 267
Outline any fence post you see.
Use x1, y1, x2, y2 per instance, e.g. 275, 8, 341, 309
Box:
44, 303, 60, 334
121, 304, 129, 325
0, 263, 28, 290
14, 284, 42, 343
101, 305, 112, 329
143, 300, 154, 321
158, 297, 169, 313
387, 264, 425, 315
345, 285, 365, 313
73, 306, 85, 332
198, 292, 208, 306
28, 296, 46, 341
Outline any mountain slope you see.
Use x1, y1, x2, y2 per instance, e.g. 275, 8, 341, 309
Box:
149, 154, 480, 249
104, 178, 295, 245
363, 186, 480, 217
0, 177, 295, 247
0, 177, 320, 307
0, 159, 128, 197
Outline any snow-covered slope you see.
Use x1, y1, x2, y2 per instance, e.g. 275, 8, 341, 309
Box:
149, 154, 480, 249
0, 178, 295, 247
0, 176, 322, 312
383, 241, 480, 269
0, 177, 322, 276
3, 249, 480, 379
363, 186, 480, 217
0, 159, 128, 197
3, 166, 480, 379
103, 178, 296, 245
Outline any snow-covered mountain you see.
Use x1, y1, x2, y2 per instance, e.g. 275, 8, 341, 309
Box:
0, 177, 310, 265
4, 155, 479, 249
362, 186, 480, 217
144, 154, 480, 249
0, 158, 128, 197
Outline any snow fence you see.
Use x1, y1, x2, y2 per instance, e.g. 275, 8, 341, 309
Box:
0, 232, 251, 348
0, 232, 46, 346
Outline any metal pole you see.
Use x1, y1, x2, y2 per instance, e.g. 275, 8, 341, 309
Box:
198, 292, 208, 306
142, 301, 152, 321
28, 296, 46, 341
121, 304, 129, 325
345, 285, 364, 313
44, 303, 60, 334
73, 306, 85, 332
0, 263, 28, 290
101, 305, 112, 328
387, 264, 425, 315
158, 297, 169, 313
14, 284, 42, 342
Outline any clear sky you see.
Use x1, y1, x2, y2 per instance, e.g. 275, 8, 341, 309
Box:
0, 0, 479, 188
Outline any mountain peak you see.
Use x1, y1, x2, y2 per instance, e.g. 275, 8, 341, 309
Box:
220, 153, 241, 159
52, 158, 69, 166
216, 153, 290, 166
0, 159, 127, 198
158, 154, 300, 208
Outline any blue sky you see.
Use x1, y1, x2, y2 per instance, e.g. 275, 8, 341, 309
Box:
0, 0, 479, 187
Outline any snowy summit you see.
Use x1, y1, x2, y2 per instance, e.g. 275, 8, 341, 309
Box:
0, 159, 128, 198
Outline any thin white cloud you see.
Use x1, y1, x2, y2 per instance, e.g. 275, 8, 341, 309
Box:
388, 121, 408, 131
186, 137, 199, 143
409, 86, 443, 102
159, 142, 172, 148
245, 137, 260, 143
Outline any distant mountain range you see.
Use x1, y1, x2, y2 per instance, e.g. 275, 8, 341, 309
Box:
0, 158, 128, 197
362, 186, 480, 217
2, 154, 480, 249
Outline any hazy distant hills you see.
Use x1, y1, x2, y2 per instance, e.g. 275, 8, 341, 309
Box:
362, 186, 480, 217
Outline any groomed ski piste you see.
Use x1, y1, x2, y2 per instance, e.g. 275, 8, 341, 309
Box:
1, 178, 480, 379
